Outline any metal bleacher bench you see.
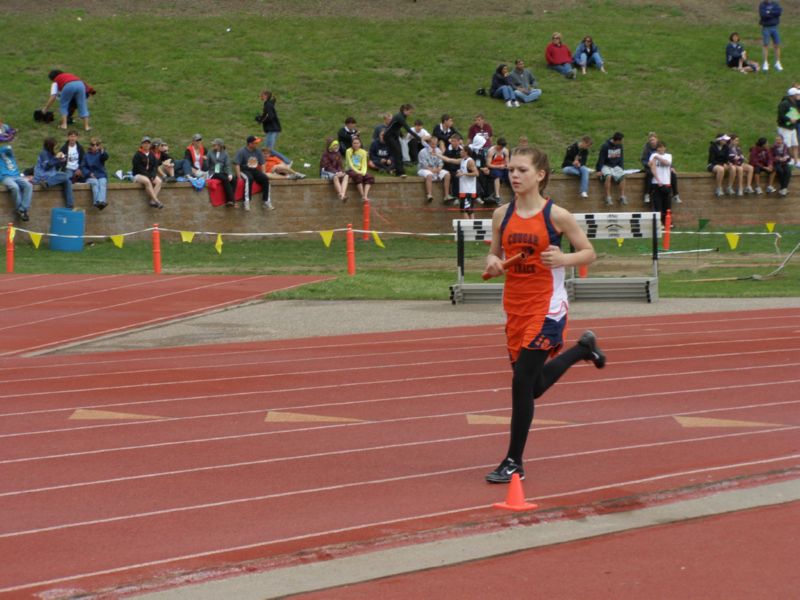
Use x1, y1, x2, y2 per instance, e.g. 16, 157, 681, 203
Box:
449, 212, 662, 304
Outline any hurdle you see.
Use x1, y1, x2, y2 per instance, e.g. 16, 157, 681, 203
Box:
449, 212, 661, 304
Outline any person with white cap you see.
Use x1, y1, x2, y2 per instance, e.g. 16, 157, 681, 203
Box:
777, 87, 800, 165
707, 133, 732, 197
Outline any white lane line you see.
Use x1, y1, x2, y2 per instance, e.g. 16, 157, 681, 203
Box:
0, 452, 797, 594
2, 391, 798, 468
1, 355, 798, 402
0, 274, 119, 299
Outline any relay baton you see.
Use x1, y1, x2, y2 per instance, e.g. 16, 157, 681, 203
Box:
482, 252, 527, 280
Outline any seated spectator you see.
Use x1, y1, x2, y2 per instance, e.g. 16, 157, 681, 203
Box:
508, 59, 542, 104
648, 140, 674, 227
208, 138, 235, 207
337, 117, 359, 156
182, 133, 208, 179
490, 64, 519, 108
234, 135, 271, 211
368, 130, 394, 173
441, 133, 465, 201
345, 137, 374, 202
261, 147, 306, 179
726, 32, 759, 72
153, 140, 176, 181
727, 134, 754, 195
487, 137, 510, 203
131, 136, 163, 209
545, 33, 576, 79
596, 132, 627, 205
468, 134, 495, 204
0, 118, 17, 143
433, 114, 459, 151
417, 135, 450, 203
770, 135, 792, 195
748, 136, 774, 194
404, 119, 429, 163
574, 36, 607, 74
562, 135, 593, 199
468, 113, 493, 149
320, 138, 349, 201
60, 130, 85, 182
33, 137, 74, 209
641, 132, 682, 204
708, 133, 731, 197
83, 137, 109, 210
373, 112, 392, 141
517, 135, 529, 148
0, 145, 33, 221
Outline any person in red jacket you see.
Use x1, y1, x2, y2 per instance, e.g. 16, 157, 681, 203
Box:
42, 70, 92, 131
545, 33, 576, 79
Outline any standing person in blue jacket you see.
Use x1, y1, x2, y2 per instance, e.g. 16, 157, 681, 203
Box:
33, 137, 74, 209
759, 1, 783, 72
595, 132, 627, 206
0, 145, 33, 221
83, 136, 109, 209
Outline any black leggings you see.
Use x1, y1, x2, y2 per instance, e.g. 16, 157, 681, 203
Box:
506, 343, 589, 464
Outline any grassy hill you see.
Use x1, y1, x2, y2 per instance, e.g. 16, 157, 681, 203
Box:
1, 0, 797, 176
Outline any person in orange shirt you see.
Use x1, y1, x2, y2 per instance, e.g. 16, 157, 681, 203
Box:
260, 147, 306, 179
483, 146, 606, 484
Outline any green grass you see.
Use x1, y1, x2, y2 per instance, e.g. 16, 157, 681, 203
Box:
2, 4, 797, 175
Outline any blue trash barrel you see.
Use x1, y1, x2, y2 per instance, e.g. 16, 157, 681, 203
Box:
49, 208, 85, 252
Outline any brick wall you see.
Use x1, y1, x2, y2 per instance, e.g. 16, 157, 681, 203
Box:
3, 172, 798, 242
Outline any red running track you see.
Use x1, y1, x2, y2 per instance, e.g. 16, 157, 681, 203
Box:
0, 273, 329, 356
0, 307, 798, 597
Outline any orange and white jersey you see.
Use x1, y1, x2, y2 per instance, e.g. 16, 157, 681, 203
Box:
500, 198, 568, 320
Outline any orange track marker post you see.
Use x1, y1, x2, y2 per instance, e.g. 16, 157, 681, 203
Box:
362, 200, 371, 241
492, 473, 539, 511
578, 264, 589, 278
663, 210, 672, 250
5, 223, 14, 274
346, 223, 356, 275
152, 223, 162, 274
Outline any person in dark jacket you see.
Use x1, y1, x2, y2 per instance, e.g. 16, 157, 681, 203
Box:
207, 138, 235, 206
759, 1, 783, 71
490, 64, 519, 107
83, 136, 109, 209
132, 136, 164, 208
707, 133, 731, 197
368, 130, 393, 173
562, 136, 593, 198
256, 90, 282, 149
595, 132, 627, 205
33, 137, 74, 209
337, 117, 359, 157
383, 104, 420, 177
60, 130, 86, 182
573, 36, 606, 74
776, 87, 799, 164
726, 32, 759, 72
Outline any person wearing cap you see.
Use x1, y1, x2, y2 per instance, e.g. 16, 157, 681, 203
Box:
777, 87, 799, 165
131, 136, 164, 209
707, 134, 732, 198
181, 133, 208, 179
595, 132, 627, 206
319, 137, 349, 201
207, 138, 235, 207
759, 0, 783, 72
234, 135, 271, 211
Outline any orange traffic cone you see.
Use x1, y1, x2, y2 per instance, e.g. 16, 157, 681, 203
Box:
492, 473, 538, 511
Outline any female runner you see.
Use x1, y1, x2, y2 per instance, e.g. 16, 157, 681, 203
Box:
484, 146, 606, 484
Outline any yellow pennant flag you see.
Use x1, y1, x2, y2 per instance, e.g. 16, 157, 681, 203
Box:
725, 233, 740, 250
319, 230, 334, 248
616, 238, 624, 247
180, 231, 195, 243
765, 222, 775, 233
372, 231, 385, 248
215, 233, 223, 254
29, 232, 42, 249
9, 226, 15, 243
110, 235, 124, 249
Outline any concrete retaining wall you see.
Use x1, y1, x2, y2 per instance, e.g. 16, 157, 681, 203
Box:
3, 173, 798, 242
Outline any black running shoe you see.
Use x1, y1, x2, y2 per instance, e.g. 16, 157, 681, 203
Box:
485, 458, 525, 484
578, 330, 606, 369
